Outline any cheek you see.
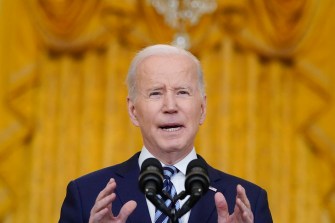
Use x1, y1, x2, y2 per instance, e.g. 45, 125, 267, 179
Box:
137, 107, 157, 125
185, 110, 201, 124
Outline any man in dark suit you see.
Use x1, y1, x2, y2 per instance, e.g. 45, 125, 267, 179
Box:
59, 44, 273, 223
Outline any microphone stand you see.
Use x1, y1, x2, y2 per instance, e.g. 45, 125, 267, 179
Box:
145, 190, 202, 223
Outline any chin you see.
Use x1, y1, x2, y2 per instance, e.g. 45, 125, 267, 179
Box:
159, 144, 183, 152
162, 144, 189, 153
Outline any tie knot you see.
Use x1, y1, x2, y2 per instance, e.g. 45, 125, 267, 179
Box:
163, 165, 179, 180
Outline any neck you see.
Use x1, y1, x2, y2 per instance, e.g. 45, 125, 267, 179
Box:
150, 148, 193, 165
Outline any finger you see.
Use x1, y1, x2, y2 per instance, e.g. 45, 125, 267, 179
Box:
90, 207, 110, 223
215, 192, 229, 222
233, 199, 242, 222
236, 185, 251, 209
95, 178, 116, 202
91, 179, 117, 215
236, 198, 254, 223
116, 200, 137, 221
91, 193, 116, 215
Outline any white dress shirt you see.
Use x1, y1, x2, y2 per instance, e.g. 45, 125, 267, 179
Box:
138, 147, 198, 223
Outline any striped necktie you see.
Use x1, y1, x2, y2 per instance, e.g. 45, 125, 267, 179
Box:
154, 165, 180, 223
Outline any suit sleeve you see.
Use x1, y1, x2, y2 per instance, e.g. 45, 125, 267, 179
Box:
59, 181, 85, 223
254, 189, 273, 223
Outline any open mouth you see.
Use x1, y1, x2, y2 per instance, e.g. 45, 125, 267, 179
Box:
159, 124, 184, 132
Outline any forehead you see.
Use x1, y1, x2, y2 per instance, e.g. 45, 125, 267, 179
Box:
136, 54, 198, 86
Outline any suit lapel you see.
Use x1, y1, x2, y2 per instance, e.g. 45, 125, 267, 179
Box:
114, 152, 152, 223
188, 189, 216, 222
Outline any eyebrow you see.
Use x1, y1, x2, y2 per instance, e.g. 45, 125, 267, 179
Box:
147, 86, 164, 91
175, 86, 191, 89
148, 86, 192, 91
175, 86, 193, 92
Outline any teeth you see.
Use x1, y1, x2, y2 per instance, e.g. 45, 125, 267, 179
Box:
162, 127, 181, 132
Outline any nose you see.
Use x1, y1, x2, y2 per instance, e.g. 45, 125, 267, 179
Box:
162, 92, 178, 113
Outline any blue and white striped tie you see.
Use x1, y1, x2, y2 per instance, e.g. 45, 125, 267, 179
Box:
154, 165, 180, 223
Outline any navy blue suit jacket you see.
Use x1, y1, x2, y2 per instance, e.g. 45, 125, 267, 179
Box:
59, 152, 273, 223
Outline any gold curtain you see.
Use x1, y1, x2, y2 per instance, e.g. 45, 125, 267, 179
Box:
0, 0, 334, 222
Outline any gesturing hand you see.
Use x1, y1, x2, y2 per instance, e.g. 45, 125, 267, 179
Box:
89, 178, 137, 223
215, 185, 254, 223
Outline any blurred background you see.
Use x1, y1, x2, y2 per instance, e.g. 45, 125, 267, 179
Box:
0, 0, 335, 222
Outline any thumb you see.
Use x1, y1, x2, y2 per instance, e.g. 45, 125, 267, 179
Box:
117, 200, 137, 222
215, 192, 229, 223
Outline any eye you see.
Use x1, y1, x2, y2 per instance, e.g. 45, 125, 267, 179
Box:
177, 90, 190, 95
149, 91, 162, 98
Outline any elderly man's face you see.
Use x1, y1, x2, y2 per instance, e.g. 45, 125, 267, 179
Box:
127, 54, 206, 163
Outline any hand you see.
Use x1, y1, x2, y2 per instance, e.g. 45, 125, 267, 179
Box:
89, 178, 137, 223
215, 184, 254, 223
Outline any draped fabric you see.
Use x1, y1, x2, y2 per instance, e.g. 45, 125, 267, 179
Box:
0, 0, 334, 222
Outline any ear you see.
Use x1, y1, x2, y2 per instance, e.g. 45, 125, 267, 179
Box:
199, 95, 207, 125
127, 97, 140, 127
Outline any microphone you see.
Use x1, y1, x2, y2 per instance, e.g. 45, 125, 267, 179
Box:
139, 158, 164, 196
185, 159, 210, 197
176, 159, 210, 218
138, 158, 171, 217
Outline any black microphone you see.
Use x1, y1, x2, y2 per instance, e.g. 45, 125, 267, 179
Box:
139, 158, 164, 196
185, 159, 210, 196
138, 158, 171, 217
177, 159, 210, 218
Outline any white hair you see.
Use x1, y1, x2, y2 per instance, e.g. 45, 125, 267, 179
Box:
126, 44, 205, 100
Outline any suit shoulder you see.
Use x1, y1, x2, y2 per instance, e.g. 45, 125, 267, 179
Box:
74, 152, 140, 186
208, 166, 273, 222
208, 165, 265, 193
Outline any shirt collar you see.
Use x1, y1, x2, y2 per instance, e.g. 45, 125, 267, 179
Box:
138, 146, 197, 175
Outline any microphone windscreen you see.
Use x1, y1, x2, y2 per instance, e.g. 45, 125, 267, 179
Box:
185, 158, 210, 195
186, 159, 208, 174
139, 158, 163, 194
141, 157, 162, 172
